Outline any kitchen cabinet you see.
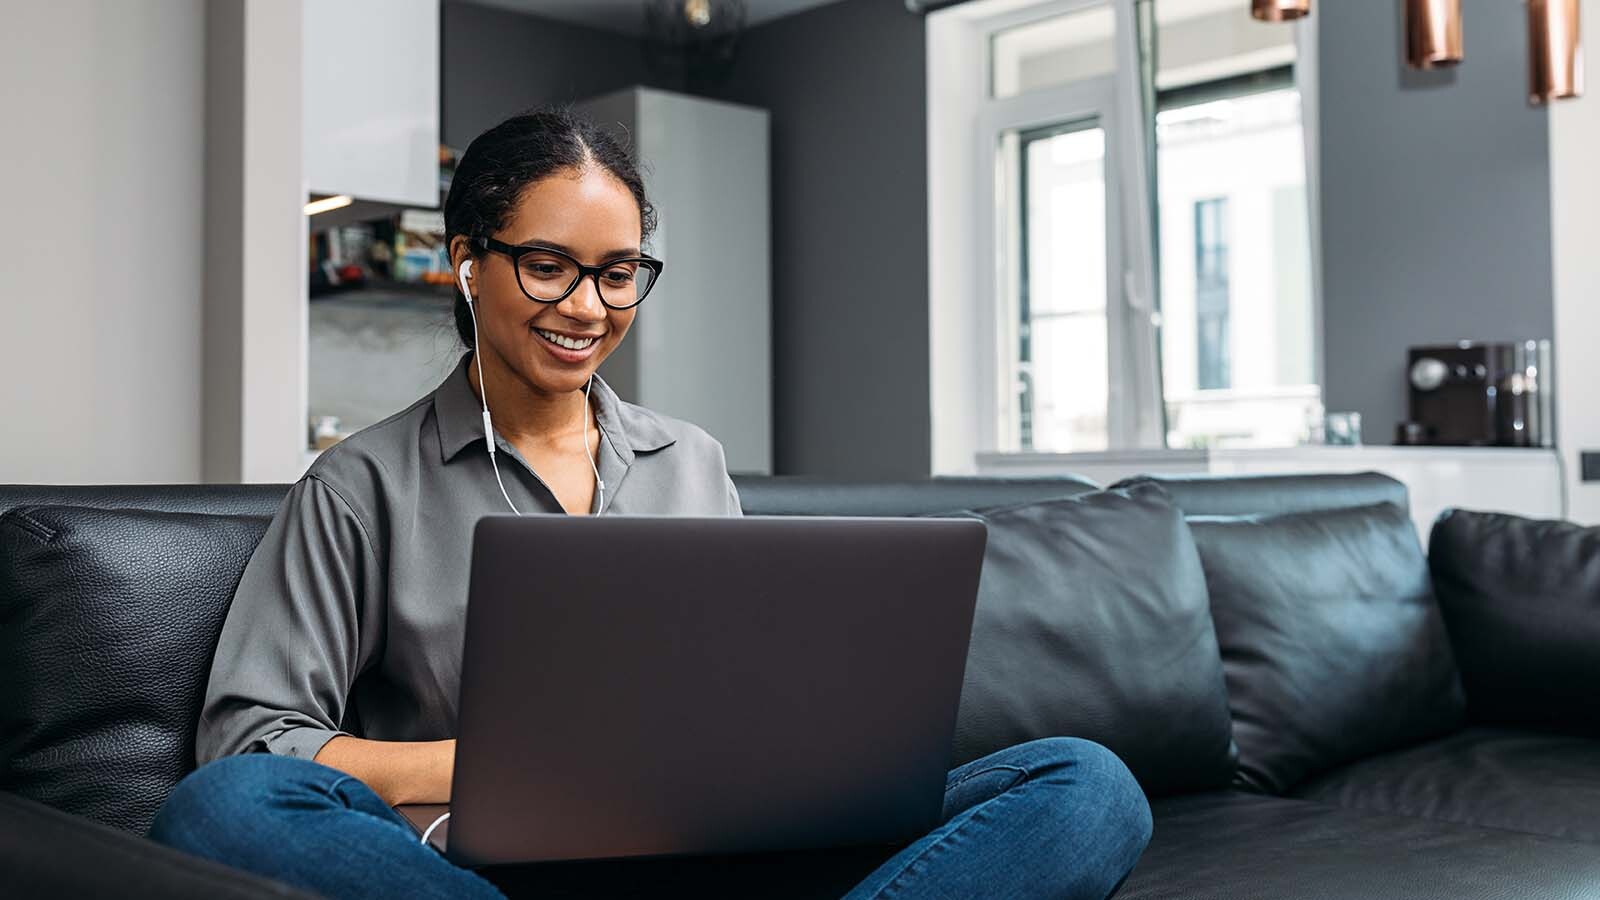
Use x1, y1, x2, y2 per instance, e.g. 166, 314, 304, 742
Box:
303, 0, 439, 207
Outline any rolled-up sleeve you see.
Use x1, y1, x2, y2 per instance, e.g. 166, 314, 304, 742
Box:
196, 475, 382, 765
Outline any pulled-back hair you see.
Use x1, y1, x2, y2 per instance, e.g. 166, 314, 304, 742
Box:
443, 106, 656, 347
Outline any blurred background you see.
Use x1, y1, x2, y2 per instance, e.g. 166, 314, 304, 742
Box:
0, 0, 1596, 531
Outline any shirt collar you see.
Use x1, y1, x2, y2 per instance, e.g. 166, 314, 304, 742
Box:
434, 354, 677, 465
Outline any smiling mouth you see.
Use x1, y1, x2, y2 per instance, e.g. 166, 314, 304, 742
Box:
534, 327, 602, 351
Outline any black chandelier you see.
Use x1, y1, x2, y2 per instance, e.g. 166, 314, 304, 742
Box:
642, 0, 747, 90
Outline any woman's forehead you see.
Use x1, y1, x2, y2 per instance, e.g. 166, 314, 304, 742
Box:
503, 167, 642, 252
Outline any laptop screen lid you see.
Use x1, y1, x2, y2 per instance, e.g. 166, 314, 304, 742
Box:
447, 514, 986, 867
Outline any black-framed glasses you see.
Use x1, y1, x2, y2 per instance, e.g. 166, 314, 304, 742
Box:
476, 236, 663, 310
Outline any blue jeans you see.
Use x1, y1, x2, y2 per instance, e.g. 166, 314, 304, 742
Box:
151, 737, 1151, 899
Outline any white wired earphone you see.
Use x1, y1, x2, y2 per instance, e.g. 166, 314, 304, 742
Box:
419, 810, 450, 849
457, 259, 606, 518
426, 261, 607, 847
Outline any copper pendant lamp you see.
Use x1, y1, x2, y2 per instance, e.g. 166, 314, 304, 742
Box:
1250, 0, 1310, 23
1405, 0, 1465, 69
1529, 0, 1584, 104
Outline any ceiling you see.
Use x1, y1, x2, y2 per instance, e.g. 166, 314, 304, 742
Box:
459, 0, 847, 36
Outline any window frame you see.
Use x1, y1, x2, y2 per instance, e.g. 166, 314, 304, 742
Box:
977, 75, 1124, 451
963, 0, 1160, 459
926, 0, 1323, 473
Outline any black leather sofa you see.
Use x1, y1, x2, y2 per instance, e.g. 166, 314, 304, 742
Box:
3, 473, 1598, 899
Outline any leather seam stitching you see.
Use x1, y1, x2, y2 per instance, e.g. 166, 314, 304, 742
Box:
2, 511, 57, 542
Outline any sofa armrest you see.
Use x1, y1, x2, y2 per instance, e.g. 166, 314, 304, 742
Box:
0, 790, 313, 899
1429, 509, 1600, 736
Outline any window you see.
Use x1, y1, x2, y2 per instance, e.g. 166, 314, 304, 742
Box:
991, 5, 1116, 99
1016, 121, 1109, 451
1156, 57, 1318, 449
978, 3, 1152, 455
1193, 197, 1230, 390
925, 0, 1319, 469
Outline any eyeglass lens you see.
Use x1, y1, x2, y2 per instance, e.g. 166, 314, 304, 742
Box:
515, 251, 657, 307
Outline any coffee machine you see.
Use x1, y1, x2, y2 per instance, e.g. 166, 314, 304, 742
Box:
1396, 341, 1554, 447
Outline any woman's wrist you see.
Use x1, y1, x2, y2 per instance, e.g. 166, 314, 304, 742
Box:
313, 736, 456, 806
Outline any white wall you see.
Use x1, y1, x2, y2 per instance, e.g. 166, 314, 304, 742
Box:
1549, 0, 1600, 524
0, 0, 206, 483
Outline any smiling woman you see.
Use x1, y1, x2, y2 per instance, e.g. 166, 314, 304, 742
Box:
145, 107, 750, 897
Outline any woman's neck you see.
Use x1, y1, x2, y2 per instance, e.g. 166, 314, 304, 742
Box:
467, 348, 591, 448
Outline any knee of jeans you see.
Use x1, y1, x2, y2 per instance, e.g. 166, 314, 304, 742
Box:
1034, 738, 1153, 846
150, 753, 339, 846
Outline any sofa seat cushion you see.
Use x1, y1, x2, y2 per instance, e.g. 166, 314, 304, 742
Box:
943, 485, 1237, 796
1117, 792, 1600, 900
1429, 510, 1600, 736
1188, 502, 1467, 794
1291, 727, 1600, 843
0, 790, 314, 898
0, 505, 270, 833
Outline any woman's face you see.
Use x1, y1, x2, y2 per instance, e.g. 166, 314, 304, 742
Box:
464, 165, 644, 396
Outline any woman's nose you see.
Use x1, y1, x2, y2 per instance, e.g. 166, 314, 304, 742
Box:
557, 274, 608, 321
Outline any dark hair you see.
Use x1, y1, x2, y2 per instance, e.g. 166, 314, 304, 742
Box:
444, 105, 657, 348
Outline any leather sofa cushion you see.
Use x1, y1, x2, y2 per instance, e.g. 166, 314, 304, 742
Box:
0, 505, 269, 833
1292, 727, 1600, 843
732, 475, 1098, 517
0, 483, 287, 522
1117, 792, 1600, 900
0, 790, 314, 898
945, 485, 1237, 796
1189, 503, 1466, 794
1429, 510, 1600, 735
1113, 472, 1408, 518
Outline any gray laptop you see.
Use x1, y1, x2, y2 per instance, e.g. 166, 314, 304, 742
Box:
398, 514, 987, 868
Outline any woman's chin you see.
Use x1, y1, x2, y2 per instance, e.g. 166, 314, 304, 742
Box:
514, 352, 604, 395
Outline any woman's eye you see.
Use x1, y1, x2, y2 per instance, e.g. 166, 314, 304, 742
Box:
527, 263, 565, 278
603, 269, 636, 285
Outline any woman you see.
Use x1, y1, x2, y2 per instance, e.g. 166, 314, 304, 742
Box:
151, 107, 1152, 899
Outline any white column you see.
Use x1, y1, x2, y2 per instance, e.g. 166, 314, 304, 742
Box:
1548, 0, 1600, 523
203, 0, 307, 483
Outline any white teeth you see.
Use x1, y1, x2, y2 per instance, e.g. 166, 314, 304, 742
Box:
536, 329, 598, 351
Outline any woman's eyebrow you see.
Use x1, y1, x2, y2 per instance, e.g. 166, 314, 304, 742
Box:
515, 238, 641, 260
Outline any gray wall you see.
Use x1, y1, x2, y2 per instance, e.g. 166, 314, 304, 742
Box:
1318, 0, 1554, 441
442, 0, 665, 147
714, 0, 931, 477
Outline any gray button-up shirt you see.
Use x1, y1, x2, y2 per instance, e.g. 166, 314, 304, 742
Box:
197, 355, 743, 765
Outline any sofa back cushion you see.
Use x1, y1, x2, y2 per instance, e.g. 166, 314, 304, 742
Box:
0, 483, 287, 522
1189, 502, 1467, 794
1429, 510, 1600, 735
948, 485, 1237, 796
734, 475, 1099, 517
0, 505, 268, 833
1114, 472, 1408, 519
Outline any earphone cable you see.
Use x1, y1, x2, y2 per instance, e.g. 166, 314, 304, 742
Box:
419, 811, 451, 847
462, 286, 523, 516
584, 375, 606, 514
461, 259, 606, 517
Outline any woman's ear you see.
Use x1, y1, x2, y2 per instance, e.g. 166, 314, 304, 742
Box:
449, 235, 477, 297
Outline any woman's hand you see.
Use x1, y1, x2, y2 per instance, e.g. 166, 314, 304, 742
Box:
314, 736, 456, 807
